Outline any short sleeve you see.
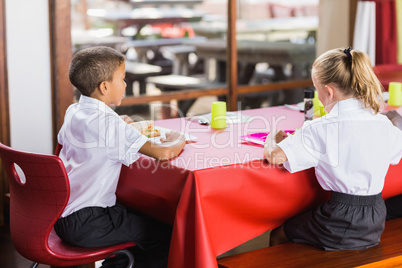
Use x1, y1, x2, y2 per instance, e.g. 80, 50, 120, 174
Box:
278, 120, 325, 173
104, 113, 148, 166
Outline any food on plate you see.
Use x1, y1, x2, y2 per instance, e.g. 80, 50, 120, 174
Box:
130, 121, 161, 138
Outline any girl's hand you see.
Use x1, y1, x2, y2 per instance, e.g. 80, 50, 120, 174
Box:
274, 130, 289, 143
383, 110, 402, 130
264, 130, 288, 165
264, 130, 288, 151
160, 131, 185, 144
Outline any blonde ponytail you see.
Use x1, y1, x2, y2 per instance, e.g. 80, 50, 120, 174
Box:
313, 48, 384, 113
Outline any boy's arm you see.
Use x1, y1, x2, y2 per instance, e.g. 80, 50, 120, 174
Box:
139, 132, 186, 160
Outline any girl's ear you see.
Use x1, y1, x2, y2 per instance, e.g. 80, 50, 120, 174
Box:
325, 84, 335, 100
98, 81, 108, 95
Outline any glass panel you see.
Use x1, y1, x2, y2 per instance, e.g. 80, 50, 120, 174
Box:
70, 0, 228, 119
236, 0, 318, 109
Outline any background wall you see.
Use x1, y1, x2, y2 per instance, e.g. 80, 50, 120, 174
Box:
6, 0, 53, 154
317, 0, 351, 56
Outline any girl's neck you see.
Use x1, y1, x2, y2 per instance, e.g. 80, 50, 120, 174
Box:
325, 91, 354, 113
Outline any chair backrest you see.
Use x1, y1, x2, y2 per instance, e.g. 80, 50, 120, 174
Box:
0, 142, 70, 263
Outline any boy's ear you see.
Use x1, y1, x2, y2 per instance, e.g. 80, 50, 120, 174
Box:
98, 81, 108, 95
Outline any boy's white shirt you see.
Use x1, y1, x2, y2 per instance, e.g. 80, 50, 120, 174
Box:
278, 98, 402, 195
57, 95, 148, 217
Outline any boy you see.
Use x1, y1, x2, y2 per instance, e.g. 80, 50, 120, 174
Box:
55, 46, 186, 268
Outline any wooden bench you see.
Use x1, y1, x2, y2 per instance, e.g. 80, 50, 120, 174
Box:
217, 217, 402, 268
147, 74, 223, 118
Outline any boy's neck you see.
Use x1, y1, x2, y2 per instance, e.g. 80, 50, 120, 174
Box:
90, 89, 108, 106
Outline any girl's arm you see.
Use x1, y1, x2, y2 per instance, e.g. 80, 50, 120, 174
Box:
139, 131, 186, 160
383, 110, 402, 130
264, 130, 288, 165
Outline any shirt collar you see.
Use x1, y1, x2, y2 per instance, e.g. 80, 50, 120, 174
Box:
327, 98, 366, 118
78, 95, 114, 113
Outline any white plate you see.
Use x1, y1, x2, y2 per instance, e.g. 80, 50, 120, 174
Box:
297, 102, 305, 111
194, 112, 251, 124
383, 91, 389, 102
150, 127, 197, 143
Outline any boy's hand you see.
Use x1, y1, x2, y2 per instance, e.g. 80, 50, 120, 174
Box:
160, 131, 185, 144
120, 115, 134, 124
383, 110, 402, 130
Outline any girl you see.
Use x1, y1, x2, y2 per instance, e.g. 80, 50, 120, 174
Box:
264, 47, 402, 250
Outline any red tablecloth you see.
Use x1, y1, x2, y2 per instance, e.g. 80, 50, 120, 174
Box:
116, 106, 402, 268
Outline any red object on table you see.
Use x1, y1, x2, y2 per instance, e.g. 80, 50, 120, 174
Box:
373, 64, 402, 89
116, 106, 402, 268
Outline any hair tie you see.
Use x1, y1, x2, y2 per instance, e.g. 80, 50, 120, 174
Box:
343, 47, 352, 62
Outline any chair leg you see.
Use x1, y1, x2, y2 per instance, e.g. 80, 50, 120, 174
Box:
30, 263, 39, 268
111, 249, 135, 268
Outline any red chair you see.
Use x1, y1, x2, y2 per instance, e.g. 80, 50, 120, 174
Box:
373, 64, 402, 90
0, 142, 135, 267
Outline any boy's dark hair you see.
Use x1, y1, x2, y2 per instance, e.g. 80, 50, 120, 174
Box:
69, 46, 125, 96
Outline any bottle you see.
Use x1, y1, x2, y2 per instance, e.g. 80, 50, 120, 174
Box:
304, 89, 314, 121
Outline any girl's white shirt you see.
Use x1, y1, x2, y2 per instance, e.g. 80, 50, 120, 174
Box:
278, 98, 402, 195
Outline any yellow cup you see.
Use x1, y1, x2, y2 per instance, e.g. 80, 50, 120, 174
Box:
211, 101, 227, 129
388, 82, 402, 107
313, 91, 327, 117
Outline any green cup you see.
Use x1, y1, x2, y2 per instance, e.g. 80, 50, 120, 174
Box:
211, 101, 227, 129
388, 82, 402, 107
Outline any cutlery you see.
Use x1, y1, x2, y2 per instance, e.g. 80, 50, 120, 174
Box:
187, 117, 209, 125
284, 104, 303, 112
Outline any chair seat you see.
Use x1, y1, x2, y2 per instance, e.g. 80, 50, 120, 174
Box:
0, 142, 135, 267
46, 229, 136, 266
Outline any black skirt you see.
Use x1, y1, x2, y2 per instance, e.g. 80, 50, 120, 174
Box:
283, 191, 386, 251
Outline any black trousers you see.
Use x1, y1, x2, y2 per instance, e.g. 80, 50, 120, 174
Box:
284, 192, 386, 251
54, 203, 172, 268
386, 194, 402, 220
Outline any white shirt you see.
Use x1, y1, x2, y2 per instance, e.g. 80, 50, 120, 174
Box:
57, 95, 148, 217
278, 98, 402, 195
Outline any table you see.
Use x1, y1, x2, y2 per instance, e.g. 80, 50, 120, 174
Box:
159, 45, 196, 75
129, 0, 203, 8
116, 106, 402, 268
187, 39, 315, 79
125, 36, 205, 63
186, 38, 316, 104
124, 61, 162, 95
87, 8, 205, 35
190, 16, 318, 42
71, 29, 128, 52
